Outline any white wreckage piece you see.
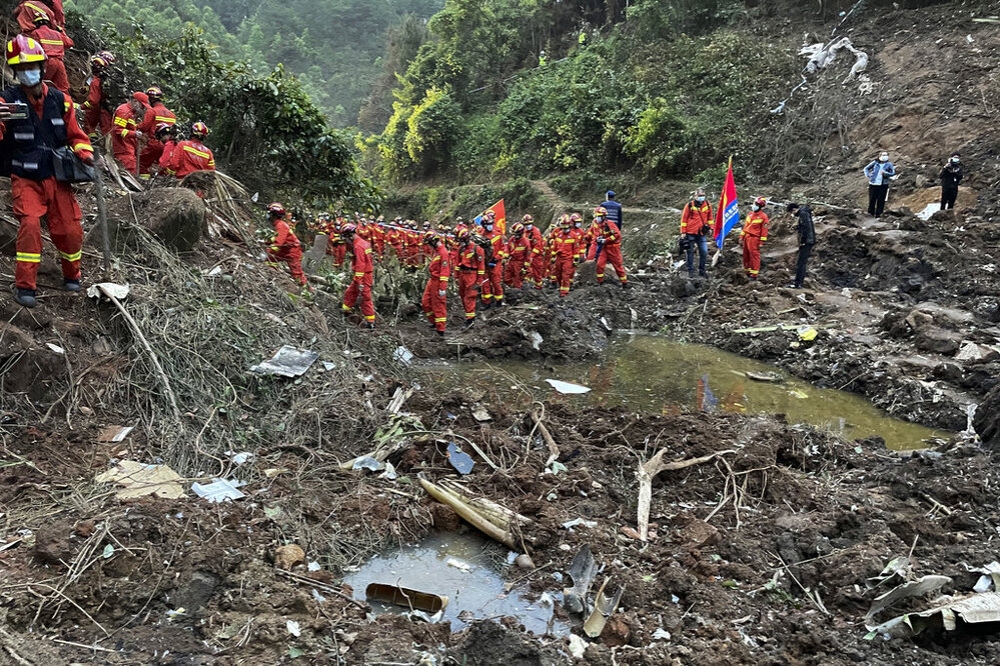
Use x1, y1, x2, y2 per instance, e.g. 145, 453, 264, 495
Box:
799, 36, 869, 84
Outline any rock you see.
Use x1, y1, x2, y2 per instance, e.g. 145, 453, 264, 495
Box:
0, 218, 16, 257
932, 362, 964, 383
914, 326, 961, 355
33, 524, 72, 566
955, 341, 998, 363
904, 309, 933, 332
73, 519, 96, 537
274, 544, 306, 570
171, 571, 220, 614
600, 615, 631, 647
915, 174, 929, 189
675, 515, 719, 548
514, 554, 535, 570
141, 188, 206, 252
974, 385, 1000, 450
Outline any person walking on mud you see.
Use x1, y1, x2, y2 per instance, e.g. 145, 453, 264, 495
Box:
265, 202, 308, 287
421, 232, 451, 336
939, 153, 963, 211
786, 202, 815, 289
740, 197, 769, 280
340, 223, 375, 329
863, 150, 896, 218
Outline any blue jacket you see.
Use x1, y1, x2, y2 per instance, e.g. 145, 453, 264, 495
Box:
602, 199, 622, 232
864, 160, 896, 186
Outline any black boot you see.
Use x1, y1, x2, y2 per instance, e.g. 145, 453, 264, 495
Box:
14, 288, 37, 308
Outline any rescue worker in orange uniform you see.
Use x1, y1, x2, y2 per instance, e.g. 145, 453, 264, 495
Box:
550, 215, 583, 297
26, 13, 71, 94
740, 197, 769, 279
265, 202, 307, 286
1, 35, 93, 308
137, 86, 176, 178
680, 188, 713, 278
370, 216, 386, 259
15, 0, 62, 32
111, 93, 145, 174
386, 217, 404, 260
455, 228, 485, 329
593, 206, 629, 288
504, 221, 531, 289
421, 232, 451, 336
167, 121, 215, 178
583, 213, 603, 260
82, 51, 114, 137
523, 215, 546, 290
340, 223, 376, 328
327, 217, 346, 267
480, 213, 506, 308
153, 122, 178, 175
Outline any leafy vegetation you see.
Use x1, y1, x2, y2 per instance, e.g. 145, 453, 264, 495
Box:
369, 0, 802, 187
65, 0, 444, 126
68, 16, 378, 208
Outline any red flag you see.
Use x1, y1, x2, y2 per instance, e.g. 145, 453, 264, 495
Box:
714, 157, 739, 249
486, 199, 506, 234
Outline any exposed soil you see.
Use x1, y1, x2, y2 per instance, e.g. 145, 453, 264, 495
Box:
2, 1, 1000, 664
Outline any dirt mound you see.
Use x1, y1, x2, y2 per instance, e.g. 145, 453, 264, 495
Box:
134, 187, 207, 252
973, 385, 1000, 449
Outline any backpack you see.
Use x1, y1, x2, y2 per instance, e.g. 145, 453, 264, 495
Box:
472, 233, 493, 264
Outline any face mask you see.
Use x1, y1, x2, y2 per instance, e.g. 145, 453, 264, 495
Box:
484, 224, 493, 231
879, 154, 889, 162
695, 196, 706, 203
525, 224, 533, 230
752, 205, 760, 212
951, 157, 960, 164
574, 222, 582, 228
17, 68, 42, 86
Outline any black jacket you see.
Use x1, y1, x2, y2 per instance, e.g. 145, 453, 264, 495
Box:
940, 164, 963, 189
795, 206, 815, 246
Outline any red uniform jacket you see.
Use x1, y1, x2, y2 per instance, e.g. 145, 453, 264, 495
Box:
484, 228, 507, 263
550, 229, 582, 259
741, 212, 769, 241
270, 219, 300, 254
427, 243, 451, 286
139, 102, 177, 133
507, 234, 531, 262
27, 24, 71, 59
458, 243, 486, 275
16, 0, 63, 31
111, 102, 139, 153
168, 139, 215, 177
351, 236, 374, 285
82, 75, 109, 134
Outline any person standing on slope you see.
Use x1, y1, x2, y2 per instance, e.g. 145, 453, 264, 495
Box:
265, 202, 307, 287
167, 121, 215, 178
602, 189, 623, 234
786, 202, 815, 289
340, 223, 376, 328
740, 197, 769, 279
939, 152, 963, 211
680, 188, 713, 278
863, 150, 896, 218
421, 232, 451, 336
1, 35, 93, 308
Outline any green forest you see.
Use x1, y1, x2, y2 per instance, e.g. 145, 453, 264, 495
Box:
64, 0, 443, 126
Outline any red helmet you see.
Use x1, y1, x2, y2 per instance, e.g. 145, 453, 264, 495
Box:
511, 222, 525, 235
91, 50, 115, 68
341, 223, 357, 235
31, 12, 49, 24
267, 202, 286, 217
594, 206, 608, 218
6, 35, 47, 66
422, 231, 438, 245
754, 197, 768, 208
456, 228, 471, 242
559, 214, 570, 227
153, 122, 173, 138
522, 214, 534, 223
190, 121, 209, 139
145, 86, 163, 100
569, 213, 583, 223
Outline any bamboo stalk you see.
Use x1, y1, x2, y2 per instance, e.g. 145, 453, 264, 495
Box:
420, 478, 517, 549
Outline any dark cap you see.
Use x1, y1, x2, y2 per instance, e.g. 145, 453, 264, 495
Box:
606, 190, 616, 199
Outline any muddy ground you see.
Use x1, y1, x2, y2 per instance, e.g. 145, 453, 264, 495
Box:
3, 2, 1000, 664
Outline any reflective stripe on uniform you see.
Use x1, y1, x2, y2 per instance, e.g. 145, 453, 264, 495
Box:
182, 145, 211, 159
16, 252, 41, 263
155, 116, 176, 124
59, 249, 82, 262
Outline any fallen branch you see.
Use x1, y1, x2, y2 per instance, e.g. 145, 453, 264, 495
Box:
636, 449, 737, 541
530, 406, 560, 468
99, 286, 181, 422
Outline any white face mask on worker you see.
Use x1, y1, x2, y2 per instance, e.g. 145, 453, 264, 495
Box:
879, 154, 889, 162
17, 68, 42, 86
695, 196, 706, 203
752, 205, 760, 212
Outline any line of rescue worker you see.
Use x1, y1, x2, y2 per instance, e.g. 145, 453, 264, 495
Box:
262, 203, 631, 335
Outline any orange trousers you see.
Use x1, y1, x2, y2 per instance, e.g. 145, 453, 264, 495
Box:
530, 252, 547, 289
742, 236, 762, 277
268, 247, 307, 285
458, 270, 480, 320
113, 139, 138, 172
504, 258, 527, 288
45, 57, 70, 94
422, 279, 447, 332
343, 280, 375, 323
596, 243, 628, 284
13, 175, 82, 290
481, 263, 503, 304
554, 257, 575, 297
139, 139, 165, 176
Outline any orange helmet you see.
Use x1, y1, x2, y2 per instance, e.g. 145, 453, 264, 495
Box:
559, 214, 570, 227
511, 222, 525, 235
153, 122, 173, 138
6, 35, 46, 65
522, 214, 534, 223
754, 197, 767, 208
92, 50, 115, 68
456, 228, 471, 242
570, 213, 583, 224
594, 206, 608, 218
267, 202, 286, 217
191, 121, 209, 139
145, 86, 163, 100
31, 12, 49, 24
341, 223, 357, 235
422, 231, 438, 245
